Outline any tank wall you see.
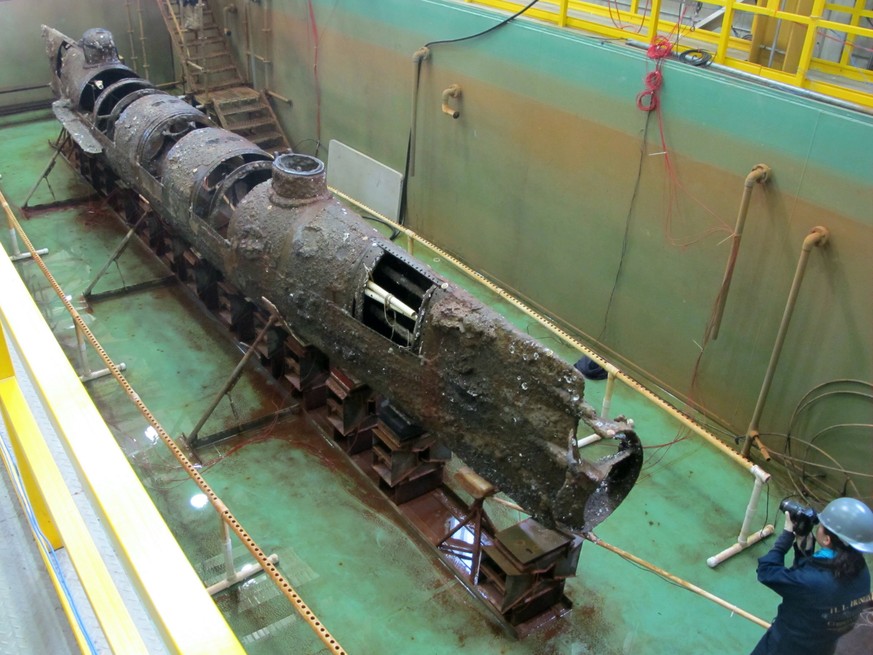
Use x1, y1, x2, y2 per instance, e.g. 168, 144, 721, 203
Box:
0, 0, 173, 110
247, 0, 872, 450
10, 1, 871, 480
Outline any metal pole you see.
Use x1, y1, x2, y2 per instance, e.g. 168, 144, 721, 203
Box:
76, 324, 92, 378
125, 0, 140, 74
706, 164, 771, 342
2, 190, 48, 261
221, 517, 236, 582
187, 313, 279, 445
83, 210, 150, 297
21, 144, 65, 209
136, 0, 151, 80
588, 534, 771, 629
741, 226, 830, 456
601, 371, 617, 419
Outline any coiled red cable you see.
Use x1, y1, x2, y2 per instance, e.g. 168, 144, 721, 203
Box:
636, 37, 673, 112
636, 70, 663, 111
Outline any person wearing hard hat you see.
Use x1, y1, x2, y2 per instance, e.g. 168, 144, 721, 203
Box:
750, 497, 873, 655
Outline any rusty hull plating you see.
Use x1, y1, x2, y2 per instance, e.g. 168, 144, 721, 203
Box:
41, 26, 642, 532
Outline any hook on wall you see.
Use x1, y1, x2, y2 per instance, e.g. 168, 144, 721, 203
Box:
441, 84, 462, 119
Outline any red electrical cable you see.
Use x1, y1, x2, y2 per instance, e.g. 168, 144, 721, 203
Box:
635, 37, 672, 111
635, 69, 663, 111
307, 0, 322, 151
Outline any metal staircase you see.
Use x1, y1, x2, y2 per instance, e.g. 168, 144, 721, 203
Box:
211, 87, 289, 152
155, 0, 289, 152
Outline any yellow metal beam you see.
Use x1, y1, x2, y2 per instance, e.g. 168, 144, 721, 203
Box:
0, 234, 245, 653
469, 0, 873, 110
3, 187, 346, 654
0, 396, 94, 654
0, 372, 150, 654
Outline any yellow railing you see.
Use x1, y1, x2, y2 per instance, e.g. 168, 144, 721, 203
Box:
2, 182, 349, 653
466, 0, 873, 110
0, 226, 246, 652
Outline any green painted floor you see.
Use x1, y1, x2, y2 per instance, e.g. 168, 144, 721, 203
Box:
0, 112, 805, 654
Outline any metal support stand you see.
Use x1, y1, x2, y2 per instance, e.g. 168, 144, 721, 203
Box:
206, 517, 279, 596
83, 210, 151, 297
76, 324, 126, 382
437, 467, 497, 584
707, 465, 775, 567
187, 312, 279, 447
189, 404, 299, 449
21, 132, 69, 209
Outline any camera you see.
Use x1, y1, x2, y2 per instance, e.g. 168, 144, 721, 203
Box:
779, 499, 819, 537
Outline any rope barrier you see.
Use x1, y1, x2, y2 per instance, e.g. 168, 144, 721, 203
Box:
3, 190, 348, 655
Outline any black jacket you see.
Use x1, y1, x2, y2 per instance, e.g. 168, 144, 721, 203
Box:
751, 530, 872, 655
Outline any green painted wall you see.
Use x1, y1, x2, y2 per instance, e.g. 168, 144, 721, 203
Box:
241, 0, 873, 478
0, 0, 174, 108
5, 0, 869, 486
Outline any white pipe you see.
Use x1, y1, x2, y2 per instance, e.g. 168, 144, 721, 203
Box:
76, 323, 125, 381
222, 519, 235, 583
707, 465, 774, 567
738, 466, 770, 545
707, 526, 775, 568
363, 289, 417, 319
601, 370, 616, 419
364, 281, 417, 319
76, 325, 91, 376
8, 225, 48, 262
576, 433, 602, 448
8, 227, 20, 256
206, 553, 280, 596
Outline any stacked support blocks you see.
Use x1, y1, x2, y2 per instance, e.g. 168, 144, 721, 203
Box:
325, 368, 376, 454
478, 518, 581, 627
371, 402, 450, 504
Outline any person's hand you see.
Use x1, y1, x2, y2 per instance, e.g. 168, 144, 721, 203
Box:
795, 532, 815, 555
783, 511, 795, 534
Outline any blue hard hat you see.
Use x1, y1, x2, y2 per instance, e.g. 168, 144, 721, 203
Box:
819, 498, 873, 553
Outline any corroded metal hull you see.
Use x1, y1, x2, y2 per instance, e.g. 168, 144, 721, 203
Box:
42, 26, 642, 531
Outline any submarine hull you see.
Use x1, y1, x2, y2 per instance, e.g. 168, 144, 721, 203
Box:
41, 25, 642, 532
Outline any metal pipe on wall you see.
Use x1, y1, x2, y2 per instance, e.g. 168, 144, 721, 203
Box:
706, 163, 771, 342
408, 47, 430, 178
136, 0, 151, 81
262, 0, 273, 88
125, 0, 140, 74
243, 0, 254, 85
741, 226, 831, 457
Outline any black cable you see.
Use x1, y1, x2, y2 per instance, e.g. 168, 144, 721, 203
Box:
399, 0, 543, 226
362, 214, 401, 241
292, 138, 322, 156
424, 0, 543, 48
678, 48, 712, 67
598, 110, 653, 340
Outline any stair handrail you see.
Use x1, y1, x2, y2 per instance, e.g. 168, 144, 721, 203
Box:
156, 0, 204, 95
